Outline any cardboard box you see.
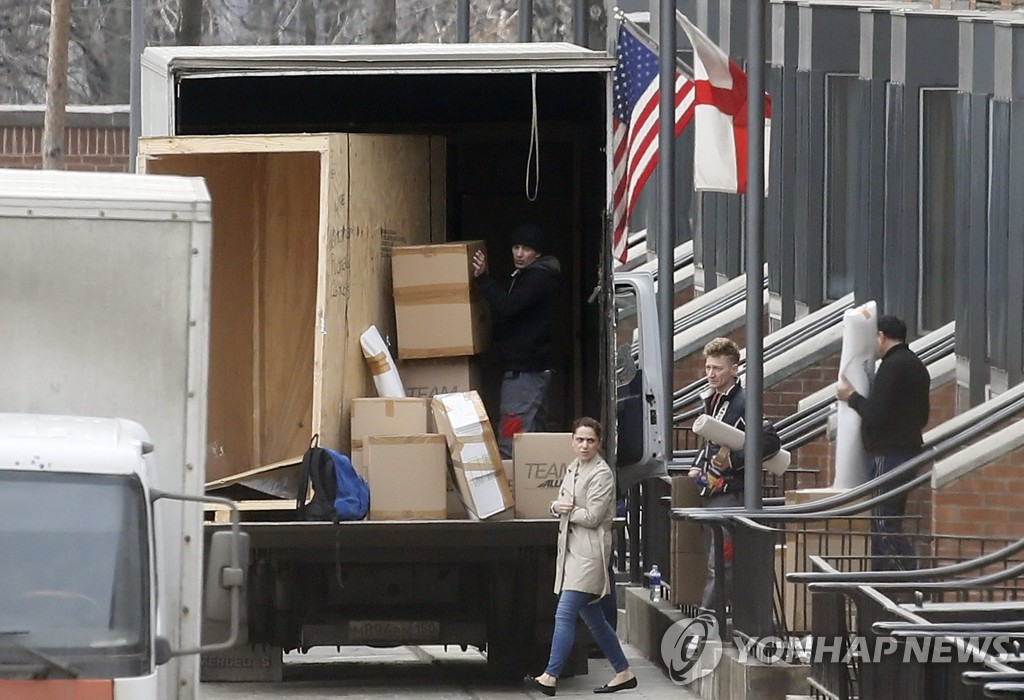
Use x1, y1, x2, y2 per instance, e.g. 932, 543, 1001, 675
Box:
392, 242, 490, 359
513, 433, 575, 519
669, 475, 708, 606
398, 356, 481, 399
431, 391, 514, 519
366, 434, 447, 520
669, 550, 708, 606
350, 398, 431, 479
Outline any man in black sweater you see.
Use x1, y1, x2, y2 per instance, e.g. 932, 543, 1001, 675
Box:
472, 224, 560, 458
837, 315, 930, 570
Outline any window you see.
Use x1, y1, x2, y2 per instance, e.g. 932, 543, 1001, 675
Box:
918, 87, 957, 332
824, 73, 859, 301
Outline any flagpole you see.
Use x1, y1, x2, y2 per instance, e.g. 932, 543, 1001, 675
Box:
658, 0, 677, 489
618, 11, 694, 78
743, 0, 766, 512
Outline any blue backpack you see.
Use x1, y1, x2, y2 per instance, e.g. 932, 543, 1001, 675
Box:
295, 435, 369, 521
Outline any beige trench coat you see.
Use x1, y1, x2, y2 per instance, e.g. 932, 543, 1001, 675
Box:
552, 455, 615, 597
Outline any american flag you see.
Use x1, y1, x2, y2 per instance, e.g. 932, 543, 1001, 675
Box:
611, 23, 695, 263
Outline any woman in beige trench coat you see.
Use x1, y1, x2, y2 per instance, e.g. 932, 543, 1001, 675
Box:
525, 417, 637, 696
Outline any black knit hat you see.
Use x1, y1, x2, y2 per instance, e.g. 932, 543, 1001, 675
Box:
511, 224, 545, 254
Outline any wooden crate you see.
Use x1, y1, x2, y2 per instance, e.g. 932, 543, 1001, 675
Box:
139, 134, 443, 482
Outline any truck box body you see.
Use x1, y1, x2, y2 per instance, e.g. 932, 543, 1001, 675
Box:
138, 43, 642, 469
0, 169, 212, 699
140, 42, 668, 679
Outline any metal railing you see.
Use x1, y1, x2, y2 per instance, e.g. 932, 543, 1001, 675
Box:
671, 379, 1024, 649
796, 541, 1024, 700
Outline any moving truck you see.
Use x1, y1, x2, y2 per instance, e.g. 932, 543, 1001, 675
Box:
137, 43, 668, 679
0, 169, 244, 699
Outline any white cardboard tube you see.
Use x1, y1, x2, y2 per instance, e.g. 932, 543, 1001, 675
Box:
360, 325, 405, 398
834, 301, 877, 488
692, 415, 791, 475
692, 414, 744, 450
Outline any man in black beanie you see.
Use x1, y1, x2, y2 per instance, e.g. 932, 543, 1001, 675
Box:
472, 224, 561, 458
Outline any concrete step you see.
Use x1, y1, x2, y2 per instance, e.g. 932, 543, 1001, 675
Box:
619, 585, 810, 700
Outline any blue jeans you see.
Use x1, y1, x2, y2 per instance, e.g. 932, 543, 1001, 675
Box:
869, 454, 917, 571
497, 370, 552, 458
544, 590, 629, 678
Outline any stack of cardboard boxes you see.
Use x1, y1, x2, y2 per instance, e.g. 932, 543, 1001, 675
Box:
351, 241, 513, 520
351, 240, 578, 522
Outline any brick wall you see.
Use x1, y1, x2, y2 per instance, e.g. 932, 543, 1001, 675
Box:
933, 444, 1024, 544
0, 105, 130, 172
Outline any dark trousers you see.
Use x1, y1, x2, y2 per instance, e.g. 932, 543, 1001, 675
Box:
700, 490, 744, 611
869, 454, 917, 571
497, 370, 551, 458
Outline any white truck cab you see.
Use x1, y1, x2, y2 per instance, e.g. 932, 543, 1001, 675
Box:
0, 414, 244, 698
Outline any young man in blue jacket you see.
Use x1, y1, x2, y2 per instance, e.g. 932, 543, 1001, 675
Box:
689, 337, 781, 611
471, 224, 561, 458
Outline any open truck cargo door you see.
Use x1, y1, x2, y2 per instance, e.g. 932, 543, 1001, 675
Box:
610, 271, 667, 490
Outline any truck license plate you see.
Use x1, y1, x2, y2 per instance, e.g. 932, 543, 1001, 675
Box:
348, 620, 441, 643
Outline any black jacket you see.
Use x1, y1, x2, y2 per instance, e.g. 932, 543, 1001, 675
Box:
849, 343, 930, 456
475, 256, 560, 372
693, 381, 781, 496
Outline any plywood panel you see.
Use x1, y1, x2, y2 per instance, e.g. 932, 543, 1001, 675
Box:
140, 133, 437, 479
314, 135, 350, 452
140, 152, 257, 482
430, 136, 447, 243
257, 151, 319, 466
318, 134, 435, 454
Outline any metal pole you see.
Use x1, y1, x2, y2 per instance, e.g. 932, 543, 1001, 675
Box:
658, 0, 676, 467
519, 0, 533, 42
743, 0, 766, 511
128, 0, 143, 172
457, 0, 470, 43
573, 0, 588, 47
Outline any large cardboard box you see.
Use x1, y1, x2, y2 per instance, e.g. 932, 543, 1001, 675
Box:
669, 476, 707, 606
366, 434, 447, 520
398, 356, 481, 399
431, 391, 514, 519
513, 433, 575, 519
138, 133, 441, 482
392, 242, 490, 359
350, 397, 431, 479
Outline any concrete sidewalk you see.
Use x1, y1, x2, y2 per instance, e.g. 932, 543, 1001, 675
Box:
531, 640, 700, 699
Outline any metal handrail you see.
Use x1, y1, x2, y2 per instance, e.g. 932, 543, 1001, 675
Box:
671, 384, 1024, 522
791, 535, 1024, 584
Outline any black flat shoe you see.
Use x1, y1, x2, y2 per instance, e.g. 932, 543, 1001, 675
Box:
594, 676, 638, 693
525, 675, 557, 696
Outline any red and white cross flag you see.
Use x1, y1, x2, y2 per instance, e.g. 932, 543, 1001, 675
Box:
676, 11, 771, 194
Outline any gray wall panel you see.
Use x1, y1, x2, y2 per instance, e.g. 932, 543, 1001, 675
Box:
989, 99, 1008, 374
883, 81, 907, 322
1006, 100, 1024, 387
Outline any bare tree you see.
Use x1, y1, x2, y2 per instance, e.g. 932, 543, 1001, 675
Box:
178, 0, 203, 44
43, 0, 71, 168
0, 0, 600, 107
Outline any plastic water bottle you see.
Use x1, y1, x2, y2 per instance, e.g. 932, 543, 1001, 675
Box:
649, 564, 662, 602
